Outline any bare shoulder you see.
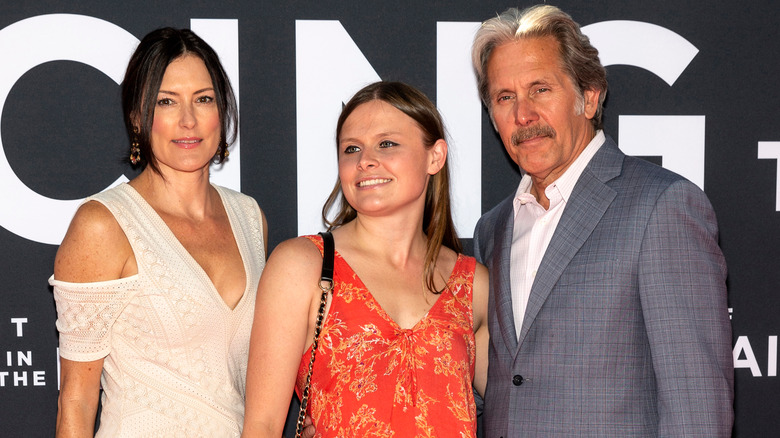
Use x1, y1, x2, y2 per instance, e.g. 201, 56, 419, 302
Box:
472, 260, 489, 296
266, 236, 323, 267
437, 245, 460, 275
256, 236, 325, 309
260, 236, 325, 287
68, 199, 120, 232
473, 260, 489, 284
54, 200, 133, 283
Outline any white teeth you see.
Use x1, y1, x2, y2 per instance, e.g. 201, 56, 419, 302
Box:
358, 178, 391, 187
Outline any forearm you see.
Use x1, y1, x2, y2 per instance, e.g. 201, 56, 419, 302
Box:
242, 381, 288, 438
240, 421, 280, 438
56, 392, 99, 437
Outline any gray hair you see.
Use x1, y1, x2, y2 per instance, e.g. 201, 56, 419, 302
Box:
471, 5, 608, 130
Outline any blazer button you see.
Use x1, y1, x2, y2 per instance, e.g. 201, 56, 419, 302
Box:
512, 375, 523, 386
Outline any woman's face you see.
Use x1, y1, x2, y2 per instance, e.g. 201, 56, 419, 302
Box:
338, 99, 446, 219
149, 54, 221, 176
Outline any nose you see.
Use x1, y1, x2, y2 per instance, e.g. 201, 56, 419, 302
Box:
514, 97, 538, 126
179, 104, 196, 128
357, 149, 379, 170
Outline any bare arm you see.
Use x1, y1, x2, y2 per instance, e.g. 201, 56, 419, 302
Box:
472, 262, 490, 398
56, 358, 103, 437
53, 201, 134, 437
242, 237, 324, 437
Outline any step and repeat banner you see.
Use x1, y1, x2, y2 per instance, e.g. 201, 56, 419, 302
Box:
1, 0, 777, 436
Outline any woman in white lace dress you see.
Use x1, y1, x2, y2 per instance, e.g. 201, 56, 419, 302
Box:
50, 28, 267, 437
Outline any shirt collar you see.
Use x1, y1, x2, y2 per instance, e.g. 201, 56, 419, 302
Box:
513, 130, 605, 212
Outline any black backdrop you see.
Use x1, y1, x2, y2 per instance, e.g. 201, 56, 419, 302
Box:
1, 1, 777, 436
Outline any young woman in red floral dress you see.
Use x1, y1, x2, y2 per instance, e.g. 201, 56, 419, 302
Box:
243, 81, 488, 438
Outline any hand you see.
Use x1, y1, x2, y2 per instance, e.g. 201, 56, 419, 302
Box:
301, 415, 315, 438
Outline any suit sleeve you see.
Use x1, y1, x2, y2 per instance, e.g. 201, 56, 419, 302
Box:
638, 179, 734, 436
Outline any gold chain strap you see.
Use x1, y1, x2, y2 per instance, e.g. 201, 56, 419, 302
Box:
295, 277, 332, 438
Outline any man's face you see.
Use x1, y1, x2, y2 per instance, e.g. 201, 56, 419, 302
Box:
486, 36, 599, 187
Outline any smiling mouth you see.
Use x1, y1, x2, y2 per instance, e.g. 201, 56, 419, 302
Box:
173, 139, 201, 148
357, 178, 392, 187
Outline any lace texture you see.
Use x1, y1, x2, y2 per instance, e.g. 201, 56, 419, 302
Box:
51, 183, 265, 437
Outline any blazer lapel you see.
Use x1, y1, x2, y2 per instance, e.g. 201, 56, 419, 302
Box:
491, 197, 520, 352
516, 138, 623, 349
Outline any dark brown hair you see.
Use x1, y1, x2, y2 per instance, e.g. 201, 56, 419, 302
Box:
121, 27, 238, 174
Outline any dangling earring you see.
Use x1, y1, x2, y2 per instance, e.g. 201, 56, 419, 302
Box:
215, 142, 229, 161
129, 126, 141, 165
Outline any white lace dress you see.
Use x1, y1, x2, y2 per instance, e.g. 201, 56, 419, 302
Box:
51, 183, 265, 437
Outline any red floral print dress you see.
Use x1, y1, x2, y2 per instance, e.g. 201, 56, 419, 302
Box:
295, 235, 477, 438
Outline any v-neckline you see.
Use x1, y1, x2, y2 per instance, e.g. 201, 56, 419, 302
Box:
123, 183, 250, 311
333, 248, 462, 331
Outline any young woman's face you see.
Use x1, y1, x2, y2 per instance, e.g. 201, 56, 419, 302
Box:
338, 99, 446, 218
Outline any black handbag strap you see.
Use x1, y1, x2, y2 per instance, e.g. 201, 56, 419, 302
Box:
319, 231, 334, 284
295, 231, 334, 438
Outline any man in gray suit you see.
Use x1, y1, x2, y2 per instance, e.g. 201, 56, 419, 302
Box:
471, 5, 733, 437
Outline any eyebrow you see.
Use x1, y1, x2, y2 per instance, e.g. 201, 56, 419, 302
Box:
490, 77, 556, 98
491, 87, 514, 96
157, 87, 215, 96
339, 131, 403, 144
338, 137, 363, 146
528, 78, 553, 87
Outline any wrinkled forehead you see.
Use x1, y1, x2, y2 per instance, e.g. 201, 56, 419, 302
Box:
486, 37, 572, 91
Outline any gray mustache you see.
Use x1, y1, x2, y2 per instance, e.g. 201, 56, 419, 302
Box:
511, 125, 556, 146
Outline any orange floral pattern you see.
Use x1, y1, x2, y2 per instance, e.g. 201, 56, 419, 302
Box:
296, 236, 477, 437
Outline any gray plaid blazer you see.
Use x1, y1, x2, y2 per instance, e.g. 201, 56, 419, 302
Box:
474, 136, 733, 437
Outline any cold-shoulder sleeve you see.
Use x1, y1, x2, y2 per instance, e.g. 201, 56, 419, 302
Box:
50, 275, 141, 361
